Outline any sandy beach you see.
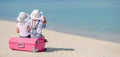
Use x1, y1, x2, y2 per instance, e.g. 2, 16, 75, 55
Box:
0, 20, 120, 57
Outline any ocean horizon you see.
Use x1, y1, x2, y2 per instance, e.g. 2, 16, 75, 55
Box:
0, 0, 120, 43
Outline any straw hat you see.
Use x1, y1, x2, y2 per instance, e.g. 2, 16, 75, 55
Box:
30, 9, 42, 20
17, 12, 29, 21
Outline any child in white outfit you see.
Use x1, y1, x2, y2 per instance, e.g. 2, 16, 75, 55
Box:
16, 12, 30, 38
30, 9, 46, 38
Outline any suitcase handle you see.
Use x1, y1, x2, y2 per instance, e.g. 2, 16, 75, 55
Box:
18, 41, 25, 48
36, 39, 47, 43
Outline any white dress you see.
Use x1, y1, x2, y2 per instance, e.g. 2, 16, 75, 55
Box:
17, 21, 30, 37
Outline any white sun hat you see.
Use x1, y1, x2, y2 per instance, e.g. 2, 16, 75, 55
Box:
17, 12, 29, 21
30, 9, 43, 20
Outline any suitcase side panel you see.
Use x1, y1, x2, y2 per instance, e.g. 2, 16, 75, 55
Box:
9, 38, 37, 52
9, 42, 36, 52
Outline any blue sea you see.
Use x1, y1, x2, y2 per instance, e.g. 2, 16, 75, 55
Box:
0, 0, 120, 43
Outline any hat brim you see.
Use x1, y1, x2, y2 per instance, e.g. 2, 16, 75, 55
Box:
30, 14, 42, 20
17, 14, 29, 21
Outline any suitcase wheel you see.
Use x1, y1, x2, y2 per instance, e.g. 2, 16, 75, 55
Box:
32, 48, 39, 52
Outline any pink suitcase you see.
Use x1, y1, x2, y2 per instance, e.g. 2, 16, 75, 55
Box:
9, 37, 46, 52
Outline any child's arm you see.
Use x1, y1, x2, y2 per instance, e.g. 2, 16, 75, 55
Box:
43, 17, 47, 24
16, 27, 19, 33
27, 25, 31, 32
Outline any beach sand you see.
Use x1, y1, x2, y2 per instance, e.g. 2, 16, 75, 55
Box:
0, 20, 120, 57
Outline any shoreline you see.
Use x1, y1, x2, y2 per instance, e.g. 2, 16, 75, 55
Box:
0, 19, 120, 44
0, 20, 120, 57
1, 19, 120, 43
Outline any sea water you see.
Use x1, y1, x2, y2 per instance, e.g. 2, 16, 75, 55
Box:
0, 0, 120, 43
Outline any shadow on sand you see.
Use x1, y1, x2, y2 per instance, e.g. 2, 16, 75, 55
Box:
45, 47, 75, 52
